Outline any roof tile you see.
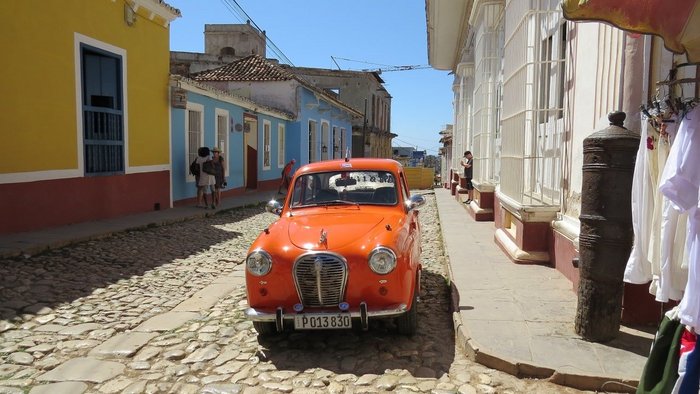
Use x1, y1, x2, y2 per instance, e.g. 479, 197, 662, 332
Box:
192, 55, 293, 82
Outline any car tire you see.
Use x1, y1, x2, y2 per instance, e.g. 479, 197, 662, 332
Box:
253, 321, 278, 336
396, 279, 419, 336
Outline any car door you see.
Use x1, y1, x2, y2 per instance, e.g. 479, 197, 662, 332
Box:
400, 171, 421, 267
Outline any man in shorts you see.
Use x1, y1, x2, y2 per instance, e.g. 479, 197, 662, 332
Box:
460, 151, 474, 204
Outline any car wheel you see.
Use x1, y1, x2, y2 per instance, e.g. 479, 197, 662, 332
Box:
396, 280, 419, 336
253, 321, 278, 336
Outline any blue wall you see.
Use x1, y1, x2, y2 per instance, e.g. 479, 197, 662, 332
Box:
291, 87, 354, 166
171, 86, 355, 203
171, 90, 290, 202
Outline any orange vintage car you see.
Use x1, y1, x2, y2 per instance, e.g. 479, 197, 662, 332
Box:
245, 158, 425, 335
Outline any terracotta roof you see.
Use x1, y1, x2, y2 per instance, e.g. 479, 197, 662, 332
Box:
192, 55, 294, 82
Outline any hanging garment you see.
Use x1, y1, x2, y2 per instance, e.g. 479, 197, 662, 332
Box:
671, 328, 699, 394
637, 310, 684, 394
650, 127, 672, 298
659, 105, 700, 330
655, 119, 688, 302
658, 199, 689, 302
626, 117, 655, 284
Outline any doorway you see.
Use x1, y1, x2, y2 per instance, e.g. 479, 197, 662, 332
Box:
244, 115, 258, 189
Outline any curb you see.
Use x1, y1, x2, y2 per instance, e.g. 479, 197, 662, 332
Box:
437, 192, 638, 393
444, 257, 638, 393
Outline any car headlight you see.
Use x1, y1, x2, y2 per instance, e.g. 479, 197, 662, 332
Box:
368, 247, 397, 274
246, 249, 272, 276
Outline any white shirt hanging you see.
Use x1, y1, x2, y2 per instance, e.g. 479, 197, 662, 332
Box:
659, 105, 700, 329
625, 117, 654, 284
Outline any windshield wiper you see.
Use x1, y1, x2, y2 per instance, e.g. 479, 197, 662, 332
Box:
314, 200, 360, 207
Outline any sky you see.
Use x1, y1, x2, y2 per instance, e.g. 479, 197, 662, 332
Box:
167, 0, 454, 156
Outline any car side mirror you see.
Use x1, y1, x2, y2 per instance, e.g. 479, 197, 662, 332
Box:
406, 194, 425, 212
265, 200, 283, 216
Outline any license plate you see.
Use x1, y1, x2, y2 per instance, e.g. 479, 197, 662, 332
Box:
294, 313, 352, 330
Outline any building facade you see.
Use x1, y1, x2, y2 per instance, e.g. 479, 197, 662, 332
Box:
170, 76, 294, 203
427, 0, 698, 322
191, 55, 361, 167
0, 0, 180, 234
287, 67, 394, 159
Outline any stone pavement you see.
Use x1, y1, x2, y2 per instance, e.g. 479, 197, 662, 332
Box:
0, 190, 279, 259
434, 187, 654, 392
0, 192, 588, 393
0, 186, 653, 393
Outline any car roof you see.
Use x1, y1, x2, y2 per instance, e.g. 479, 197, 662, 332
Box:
295, 158, 403, 176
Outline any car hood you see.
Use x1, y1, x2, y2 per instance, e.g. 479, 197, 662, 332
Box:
287, 212, 385, 250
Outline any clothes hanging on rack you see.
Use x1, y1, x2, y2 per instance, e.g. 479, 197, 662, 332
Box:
625, 102, 694, 302
652, 117, 688, 302
659, 105, 700, 329
625, 116, 654, 284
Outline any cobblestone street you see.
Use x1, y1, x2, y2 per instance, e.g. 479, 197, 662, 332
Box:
0, 193, 586, 393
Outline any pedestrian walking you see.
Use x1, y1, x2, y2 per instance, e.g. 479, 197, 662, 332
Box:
196, 147, 215, 208
460, 151, 474, 204
278, 159, 296, 194
211, 147, 226, 209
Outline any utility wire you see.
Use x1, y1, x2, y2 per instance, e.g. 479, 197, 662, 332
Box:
218, 0, 295, 66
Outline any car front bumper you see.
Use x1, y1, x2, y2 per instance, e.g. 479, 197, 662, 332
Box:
245, 302, 408, 331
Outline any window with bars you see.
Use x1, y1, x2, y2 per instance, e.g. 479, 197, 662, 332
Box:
332, 126, 340, 159
321, 121, 330, 161
308, 120, 317, 162
216, 110, 229, 175
278, 123, 285, 167
500, 0, 565, 206
340, 128, 346, 158
81, 44, 124, 175
263, 120, 271, 169
186, 104, 203, 180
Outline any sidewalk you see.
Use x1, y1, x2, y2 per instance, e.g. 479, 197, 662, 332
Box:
0, 190, 278, 259
434, 187, 652, 392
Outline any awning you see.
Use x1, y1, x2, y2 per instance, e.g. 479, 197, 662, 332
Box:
561, 0, 700, 62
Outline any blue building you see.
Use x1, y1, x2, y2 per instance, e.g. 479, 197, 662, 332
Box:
170, 76, 293, 204
191, 55, 362, 168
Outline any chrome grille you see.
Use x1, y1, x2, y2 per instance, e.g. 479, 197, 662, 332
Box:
293, 253, 348, 307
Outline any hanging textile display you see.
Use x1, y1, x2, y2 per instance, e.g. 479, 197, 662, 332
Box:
626, 98, 700, 393
659, 105, 700, 330
625, 116, 654, 284
624, 103, 690, 302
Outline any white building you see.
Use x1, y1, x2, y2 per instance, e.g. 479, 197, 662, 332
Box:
427, 0, 699, 323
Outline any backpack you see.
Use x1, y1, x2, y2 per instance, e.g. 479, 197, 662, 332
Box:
189, 159, 200, 176
202, 159, 216, 175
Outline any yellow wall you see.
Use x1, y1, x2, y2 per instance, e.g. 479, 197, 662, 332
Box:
405, 167, 436, 190
0, 0, 173, 173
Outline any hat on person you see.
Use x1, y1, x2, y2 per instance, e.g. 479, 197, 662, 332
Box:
212, 147, 221, 153
291, 158, 296, 163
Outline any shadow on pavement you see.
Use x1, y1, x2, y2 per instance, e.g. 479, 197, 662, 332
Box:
257, 271, 455, 378
0, 206, 264, 322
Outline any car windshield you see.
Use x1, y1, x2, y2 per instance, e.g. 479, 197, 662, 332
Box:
289, 170, 398, 207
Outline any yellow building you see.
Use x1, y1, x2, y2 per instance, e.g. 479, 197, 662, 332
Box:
0, 0, 180, 234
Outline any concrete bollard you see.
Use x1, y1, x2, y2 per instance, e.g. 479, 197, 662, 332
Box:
575, 111, 639, 342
